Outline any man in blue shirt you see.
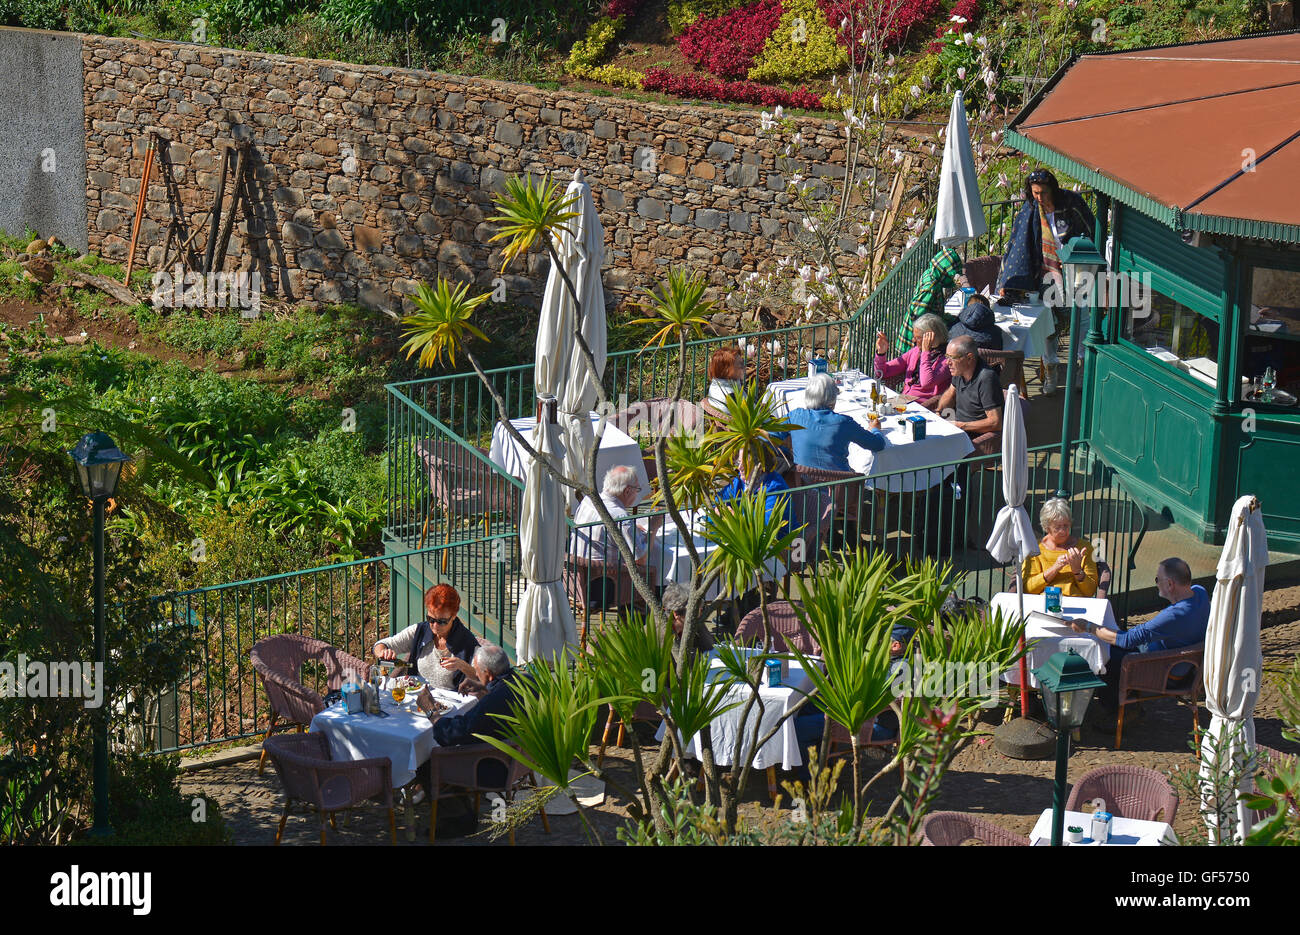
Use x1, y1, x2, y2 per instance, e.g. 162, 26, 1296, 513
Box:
783, 373, 885, 472
1072, 557, 1210, 717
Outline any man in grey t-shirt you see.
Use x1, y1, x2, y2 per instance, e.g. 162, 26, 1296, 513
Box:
935, 335, 1003, 439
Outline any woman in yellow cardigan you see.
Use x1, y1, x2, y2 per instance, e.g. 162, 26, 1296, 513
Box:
1021, 498, 1099, 597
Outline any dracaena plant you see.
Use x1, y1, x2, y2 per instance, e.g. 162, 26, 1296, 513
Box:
399, 278, 491, 369
630, 267, 714, 352
703, 378, 800, 484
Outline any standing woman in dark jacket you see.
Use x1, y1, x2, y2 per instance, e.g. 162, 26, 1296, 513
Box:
996, 169, 1095, 393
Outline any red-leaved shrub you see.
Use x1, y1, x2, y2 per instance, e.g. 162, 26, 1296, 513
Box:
821, 0, 944, 50
604, 0, 646, 18
641, 67, 825, 109
934, 0, 980, 37
678, 0, 783, 79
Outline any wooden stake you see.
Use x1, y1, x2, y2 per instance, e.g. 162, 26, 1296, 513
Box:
212, 143, 248, 274
203, 144, 232, 274
122, 137, 156, 286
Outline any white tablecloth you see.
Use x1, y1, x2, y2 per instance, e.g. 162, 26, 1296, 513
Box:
944, 293, 1056, 359
661, 655, 815, 770
767, 374, 975, 493
646, 509, 787, 600
991, 591, 1117, 688
309, 687, 478, 788
1029, 808, 1177, 846
488, 413, 648, 500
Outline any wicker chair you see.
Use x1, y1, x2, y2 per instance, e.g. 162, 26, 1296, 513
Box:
426, 742, 550, 845
788, 471, 837, 570
1114, 641, 1204, 749
262, 732, 395, 845
977, 348, 1029, 401
1006, 560, 1113, 601
415, 439, 518, 549
962, 255, 1003, 296
1065, 765, 1179, 824
921, 810, 1027, 846
251, 634, 371, 775
736, 601, 819, 654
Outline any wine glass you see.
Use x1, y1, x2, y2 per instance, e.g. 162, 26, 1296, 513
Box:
391, 684, 406, 705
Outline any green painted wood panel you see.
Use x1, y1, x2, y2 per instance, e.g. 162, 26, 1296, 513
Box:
1233, 422, 1300, 547
1113, 207, 1227, 319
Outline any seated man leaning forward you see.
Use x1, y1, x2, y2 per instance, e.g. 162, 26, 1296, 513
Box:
571, 464, 663, 570
372, 584, 478, 691
935, 335, 1003, 439
428, 643, 520, 788
1071, 557, 1210, 718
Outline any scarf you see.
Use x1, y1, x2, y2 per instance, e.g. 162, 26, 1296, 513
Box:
1039, 202, 1063, 290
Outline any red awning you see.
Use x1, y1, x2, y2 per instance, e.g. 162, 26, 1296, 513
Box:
1015, 34, 1300, 228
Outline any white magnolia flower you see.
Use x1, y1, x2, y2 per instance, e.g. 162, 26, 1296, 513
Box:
984, 67, 997, 87
816, 264, 831, 281
737, 337, 748, 350
802, 217, 816, 232
871, 92, 880, 114
957, 67, 966, 80
856, 244, 870, 259
997, 171, 1010, 188
773, 105, 784, 119
790, 172, 804, 184
793, 131, 803, 144
977, 35, 988, 48
951, 14, 968, 23
840, 16, 848, 28
964, 32, 974, 44
805, 293, 819, 308
784, 144, 792, 156
746, 343, 757, 357
760, 111, 775, 131
910, 85, 922, 99
922, 75, 932, 90
987, 91, 996, 102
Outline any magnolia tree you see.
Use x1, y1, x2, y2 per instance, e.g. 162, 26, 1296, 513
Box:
734, 0, 1015, 335
400, 174, 1026, 841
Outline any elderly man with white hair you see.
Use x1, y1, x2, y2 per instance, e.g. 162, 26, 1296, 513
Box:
571, 464, 662, 571
784, 372, 885, 472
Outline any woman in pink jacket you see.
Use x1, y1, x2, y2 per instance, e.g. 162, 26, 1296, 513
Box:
872, 313, 951, 408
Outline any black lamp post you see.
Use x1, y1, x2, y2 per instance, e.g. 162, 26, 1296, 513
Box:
68, 431, 131, 837
1056, 235, 1107, 500
1032, 649, 1105, 846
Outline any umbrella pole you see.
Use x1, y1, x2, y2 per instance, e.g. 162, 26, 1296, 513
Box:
1017, 568, 1029, 716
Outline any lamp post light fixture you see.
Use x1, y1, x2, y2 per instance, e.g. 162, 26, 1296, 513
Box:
68, 431, 132, 838
1056, 235, 1107, 500
1032, 648, 1106, 847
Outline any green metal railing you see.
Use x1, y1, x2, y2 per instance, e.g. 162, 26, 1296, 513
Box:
142, 436, 1143, 754
143, 536, 517, 753
382, 198, 1046, 547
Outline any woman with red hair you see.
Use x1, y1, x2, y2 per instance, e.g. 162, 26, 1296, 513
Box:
373, 584, 479, 690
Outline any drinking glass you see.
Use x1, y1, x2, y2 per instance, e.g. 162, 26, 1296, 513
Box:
391, 684, 406, 705
1263, 367, 1278, 403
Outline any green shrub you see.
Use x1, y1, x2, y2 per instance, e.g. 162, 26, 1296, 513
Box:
74, 753, 228, 846
205, 0, 303, 37
0, 0, 68, 30
565, 14, 624, 74
747, 0, 847, 83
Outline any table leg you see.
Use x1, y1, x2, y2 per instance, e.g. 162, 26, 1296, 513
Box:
766, 766, 777, 801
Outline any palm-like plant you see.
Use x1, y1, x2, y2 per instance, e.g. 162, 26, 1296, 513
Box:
653, 428, 716, 514
629, 267, 713, 352
487, 174, 581, 275
701, 488, 800, 607
704, 379, 799, 484
399, 279, 491, 369
788, 549, 911, 833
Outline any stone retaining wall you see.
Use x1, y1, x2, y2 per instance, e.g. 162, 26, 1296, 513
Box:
80, 33, 853, 314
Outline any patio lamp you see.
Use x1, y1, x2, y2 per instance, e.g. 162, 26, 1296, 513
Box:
1055, 235, 1107, 500
68, 431, 132, 837
1032, 648, 1106, 847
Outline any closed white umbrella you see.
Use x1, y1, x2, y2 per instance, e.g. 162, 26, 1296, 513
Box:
985, 385, 1039, 711
934, 91, 988, 248
554, 170, 608, 508
1200, 494, 1268, 843
514, 417, 578, 663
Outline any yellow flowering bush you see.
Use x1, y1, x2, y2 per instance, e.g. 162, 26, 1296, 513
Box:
747, 0, 846, 82
565, 15, 625, 73
582, 64, 645, 88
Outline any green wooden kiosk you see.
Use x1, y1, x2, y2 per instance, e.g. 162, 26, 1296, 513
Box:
1004, 31, 1300, 549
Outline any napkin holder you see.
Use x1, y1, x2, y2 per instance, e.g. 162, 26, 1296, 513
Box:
906, 414, 927, 440
343, 685, 364, 714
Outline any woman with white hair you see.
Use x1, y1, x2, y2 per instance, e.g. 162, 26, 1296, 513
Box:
873, 312, 952, 407
1021, 497, 1099, 597
784, 373, 884, 472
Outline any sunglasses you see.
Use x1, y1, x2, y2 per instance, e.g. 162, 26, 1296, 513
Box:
428, 615, 456, 626
1027, 170, 1051, 182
